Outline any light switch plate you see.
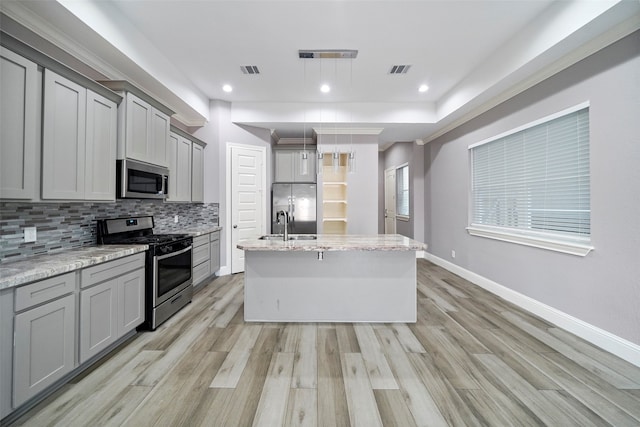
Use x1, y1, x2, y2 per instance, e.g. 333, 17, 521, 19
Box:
24, 227, 37, 243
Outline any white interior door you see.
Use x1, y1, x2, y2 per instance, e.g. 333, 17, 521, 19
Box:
384, 168, 396, 234
230, 145, 265, 274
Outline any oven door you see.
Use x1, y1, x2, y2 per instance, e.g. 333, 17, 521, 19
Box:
153, 245, 192, 306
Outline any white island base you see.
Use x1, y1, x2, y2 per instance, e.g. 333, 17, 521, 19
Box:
244, 250, 417, 323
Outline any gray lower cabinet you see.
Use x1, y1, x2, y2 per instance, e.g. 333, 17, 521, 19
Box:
79, 254, 145, 363
210, 230, 221, 275
79, 280, 118, 363
192, 234, 211, 286
13, 273, 77, 408
1, 290, 15, 418
3, 254, 145, 419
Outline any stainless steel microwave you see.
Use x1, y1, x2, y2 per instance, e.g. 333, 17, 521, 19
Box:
116, 159, 168, 199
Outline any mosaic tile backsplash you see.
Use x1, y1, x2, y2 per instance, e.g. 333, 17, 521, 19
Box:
0, 201, 219, 262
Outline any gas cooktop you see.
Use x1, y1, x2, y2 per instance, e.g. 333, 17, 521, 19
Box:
116, 234, 191, 245
96, 216, 191, 246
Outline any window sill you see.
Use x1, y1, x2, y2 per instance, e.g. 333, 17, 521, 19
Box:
466, 225, 593, 257
396, 215, 410, 222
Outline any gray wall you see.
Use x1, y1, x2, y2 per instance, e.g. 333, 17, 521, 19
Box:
318, 135, 379, 235
377, 153, 385, 233
382, 141, 426, 242
195, 100, 272, 272
425, 31, 640, 346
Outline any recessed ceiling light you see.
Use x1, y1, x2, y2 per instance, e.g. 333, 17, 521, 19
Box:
418, 84, 429, 93
223, 84, 233, 93
320, 84, 331, 93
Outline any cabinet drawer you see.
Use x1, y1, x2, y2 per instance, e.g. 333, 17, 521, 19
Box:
81, 253, 145, 289
193, 242, 210, 266
15, 272, 76, 312
193, 235, 209, 248
193, 260, 211, 286
210, 230, 220, 242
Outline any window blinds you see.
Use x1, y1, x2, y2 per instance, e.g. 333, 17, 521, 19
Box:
471, 106, 590, 239
396, 165, 410, 216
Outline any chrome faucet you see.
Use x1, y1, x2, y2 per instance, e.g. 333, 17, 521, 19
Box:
276, 210, 289, 241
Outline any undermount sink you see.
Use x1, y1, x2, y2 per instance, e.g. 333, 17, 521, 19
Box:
289, 235, 318, 240
259, 234, 318, 241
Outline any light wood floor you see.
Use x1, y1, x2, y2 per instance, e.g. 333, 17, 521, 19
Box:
9, 259, 640, 426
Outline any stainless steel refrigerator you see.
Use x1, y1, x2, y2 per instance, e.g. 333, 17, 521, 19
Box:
272, 183, 317, 234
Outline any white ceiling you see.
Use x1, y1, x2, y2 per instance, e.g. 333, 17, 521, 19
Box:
2, 0, 639, 146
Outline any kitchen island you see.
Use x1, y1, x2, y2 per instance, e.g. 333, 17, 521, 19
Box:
237, 234, 426, 322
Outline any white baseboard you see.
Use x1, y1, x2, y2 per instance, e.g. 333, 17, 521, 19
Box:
422, 253, 640, 368
217, 265, 231, 276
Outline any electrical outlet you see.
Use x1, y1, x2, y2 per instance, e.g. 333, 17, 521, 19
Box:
174, 215, 179, 224
451, 250, 456, 258
24, 227, 37, 243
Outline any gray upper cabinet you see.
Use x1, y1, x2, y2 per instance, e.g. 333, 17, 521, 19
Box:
192, 143, 204, 202
124, 93, 151, 163
167, 127, 206, 203
114, 90, 170, 168
85, 91, 117, 200
0, 48, 37, 200
274, 149, 316, 183
167, 131, 192, 202
151, 108, 169, 167
98, 81, 174, 169
42, 69, 117, 201
42, 69, 87, 200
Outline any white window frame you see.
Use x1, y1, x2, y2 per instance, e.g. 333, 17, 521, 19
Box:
467, 102, 594, 257
396, 163, 410, 220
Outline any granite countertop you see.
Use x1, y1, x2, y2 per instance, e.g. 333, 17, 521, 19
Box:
237, 234, 427, 252
0, 245, 148, 290
180, 225, 222, 237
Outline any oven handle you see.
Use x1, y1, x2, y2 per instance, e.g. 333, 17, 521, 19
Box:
155, 245, 192, 261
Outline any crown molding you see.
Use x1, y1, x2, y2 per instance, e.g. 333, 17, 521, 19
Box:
0, 3, 124, 80
422, 13, 640, 144
313, 127, 384, 136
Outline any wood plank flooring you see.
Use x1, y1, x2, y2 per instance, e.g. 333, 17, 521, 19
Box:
8, 259, 640, 426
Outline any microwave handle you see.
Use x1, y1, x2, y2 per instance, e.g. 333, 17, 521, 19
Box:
163, 175, 169, 196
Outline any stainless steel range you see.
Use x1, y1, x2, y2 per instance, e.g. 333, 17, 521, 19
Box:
96, 216, 193, 330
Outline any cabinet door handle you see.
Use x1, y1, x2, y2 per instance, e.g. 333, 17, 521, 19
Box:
233, 225, 238, 229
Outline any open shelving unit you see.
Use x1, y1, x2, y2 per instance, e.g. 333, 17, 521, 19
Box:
321, 153, 348, 234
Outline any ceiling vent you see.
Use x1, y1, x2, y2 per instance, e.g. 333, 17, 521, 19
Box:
298, 49, 358, 59
241, 65, 260, 75
389, 65, 411, 74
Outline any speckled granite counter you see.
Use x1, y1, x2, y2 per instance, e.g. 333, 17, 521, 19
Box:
237, 234, 426, 252
0, 245, 148, 290
179, 225, 222, 237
